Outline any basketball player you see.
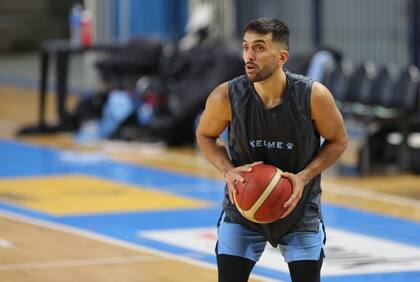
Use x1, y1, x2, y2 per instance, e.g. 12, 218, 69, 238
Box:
196, 18, 348, 282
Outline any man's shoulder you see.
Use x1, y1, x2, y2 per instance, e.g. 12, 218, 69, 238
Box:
285, 70, 313, 85
228, 74, 250, 94
229, 74, 249, 85
285, 71, 315, 109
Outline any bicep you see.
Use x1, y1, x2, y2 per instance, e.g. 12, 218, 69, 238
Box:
311, 82, 347, 142
196, 83, 231, 138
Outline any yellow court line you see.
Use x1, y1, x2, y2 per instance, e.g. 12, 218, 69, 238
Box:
13, 135, 420, 220
0, 174, 210, 215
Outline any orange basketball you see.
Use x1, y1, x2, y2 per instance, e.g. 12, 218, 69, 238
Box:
234, 163, 293, 223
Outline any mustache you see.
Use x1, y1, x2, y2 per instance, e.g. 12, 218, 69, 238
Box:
245, 62, 258, 67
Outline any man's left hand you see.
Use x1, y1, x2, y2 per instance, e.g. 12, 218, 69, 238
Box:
280, 172, 306, 218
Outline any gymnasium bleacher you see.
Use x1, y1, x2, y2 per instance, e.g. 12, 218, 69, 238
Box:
319, 59, 420, 174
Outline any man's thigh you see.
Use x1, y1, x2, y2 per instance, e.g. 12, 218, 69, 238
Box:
216, 213, 267, 262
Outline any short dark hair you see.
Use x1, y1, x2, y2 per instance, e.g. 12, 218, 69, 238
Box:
243, 18, 290, 50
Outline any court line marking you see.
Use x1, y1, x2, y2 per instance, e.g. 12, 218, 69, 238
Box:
0, 256, 164, 271
0, 238, 13, 248
324, 182, 420, 208
110, 149, 420, 209
5, 137, 418, 210
119, 150, 420, 210
0, 209, 280, 282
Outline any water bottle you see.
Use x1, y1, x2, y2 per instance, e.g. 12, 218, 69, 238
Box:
69, 3, 83, 46
81, 10, 92, 47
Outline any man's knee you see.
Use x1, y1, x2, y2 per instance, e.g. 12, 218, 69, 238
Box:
287, 250, 324, 282
217, 254, 255, 282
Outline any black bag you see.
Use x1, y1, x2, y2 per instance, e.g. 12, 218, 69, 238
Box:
95, 37, 163, 89
117, 40, 244, 145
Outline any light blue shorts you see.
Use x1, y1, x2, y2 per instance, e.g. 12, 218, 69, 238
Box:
216, 213, 325, 263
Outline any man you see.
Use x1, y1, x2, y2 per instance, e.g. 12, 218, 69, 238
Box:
196, 18, 348, 282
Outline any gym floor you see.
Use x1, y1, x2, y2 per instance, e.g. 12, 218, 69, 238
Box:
0, 53, 419, 282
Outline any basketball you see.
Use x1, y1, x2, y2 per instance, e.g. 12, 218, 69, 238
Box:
234, 163, 293, 223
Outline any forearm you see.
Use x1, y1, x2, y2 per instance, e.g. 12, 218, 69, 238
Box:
197, 134, 234, 176
297, 140, 348, 184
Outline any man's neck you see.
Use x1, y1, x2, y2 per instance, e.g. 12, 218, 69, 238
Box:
254, 69, 287, 109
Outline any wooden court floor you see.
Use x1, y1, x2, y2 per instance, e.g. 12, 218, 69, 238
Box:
0, 86, 265, 282
0, 214, 221, 282
0, 85, 419, 281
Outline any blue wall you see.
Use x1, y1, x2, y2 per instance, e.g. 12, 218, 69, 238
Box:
107, 0, 188, 41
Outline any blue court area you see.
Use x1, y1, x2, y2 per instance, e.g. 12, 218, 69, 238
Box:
0, 139, 419, 282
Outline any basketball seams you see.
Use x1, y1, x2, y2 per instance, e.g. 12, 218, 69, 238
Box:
236, 166, 274, 210
256, 181, 290, 221
241, 168, 283, 221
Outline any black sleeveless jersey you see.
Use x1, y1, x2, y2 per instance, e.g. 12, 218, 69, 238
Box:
223, 71, 322, 247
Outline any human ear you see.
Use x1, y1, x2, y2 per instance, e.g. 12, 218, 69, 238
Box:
277, 50, 289, 66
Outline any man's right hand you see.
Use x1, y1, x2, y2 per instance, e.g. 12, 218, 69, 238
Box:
224, 161, 263, 204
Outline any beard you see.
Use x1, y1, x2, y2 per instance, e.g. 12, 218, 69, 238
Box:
245, 61, 277, 82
